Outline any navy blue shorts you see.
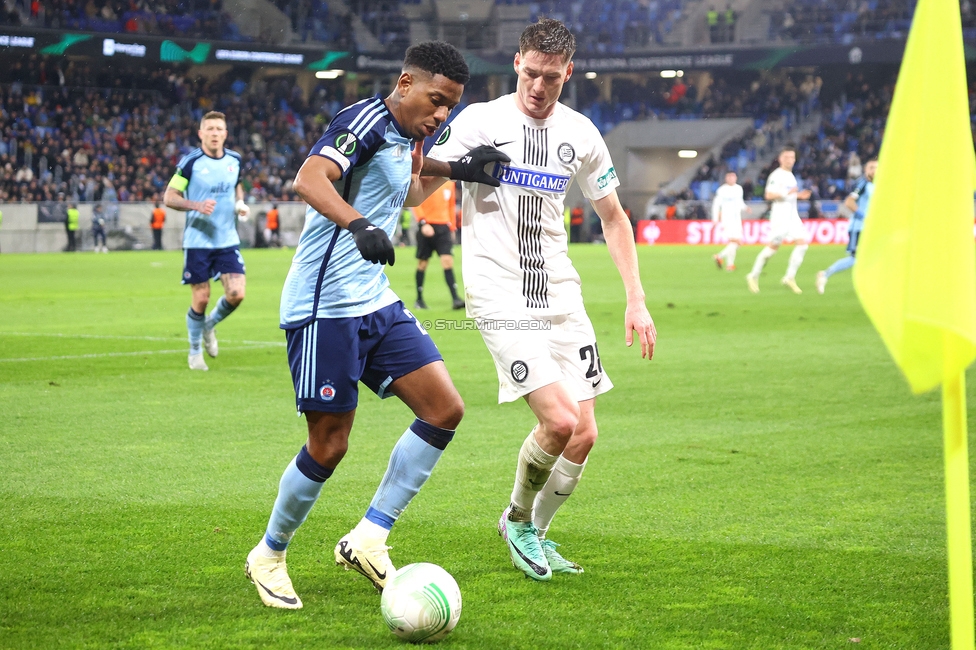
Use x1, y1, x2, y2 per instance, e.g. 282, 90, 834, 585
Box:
285, 301, 443, 413
847, 230, 860, 256
182, 246, 246, 285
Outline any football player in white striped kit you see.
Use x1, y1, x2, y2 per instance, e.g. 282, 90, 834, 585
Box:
424, 18, 657, 581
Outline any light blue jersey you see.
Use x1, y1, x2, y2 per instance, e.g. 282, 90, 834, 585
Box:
848, 176, 874, 234
280, 96, 414, 327
169, 148, 242, 249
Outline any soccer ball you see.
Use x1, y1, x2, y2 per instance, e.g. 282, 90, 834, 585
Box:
380, 563, 462, 643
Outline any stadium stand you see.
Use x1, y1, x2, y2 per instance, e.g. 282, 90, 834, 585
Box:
770, 0, 976, 43
578, 71, 822, 134
513, 0, 686, 52
271, 0, 354, 46
0, 56, 349, 203
1, 54, 923, 205
8, 0, 246, 42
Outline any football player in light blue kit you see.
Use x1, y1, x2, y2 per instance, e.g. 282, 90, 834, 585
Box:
244, 42, 509, 609
164, 110, 251, 371
816, 157, 877, 294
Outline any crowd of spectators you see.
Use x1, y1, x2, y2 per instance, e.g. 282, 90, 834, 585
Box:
2, 0, 246, 41
769, 0, 976, 44
579, 71, 821, 135
272, 0, 355, 47
0, 55, 349, 204
275, 0, 687, 53
684, 72, 886, 203
1, 52, 970, 209
518, 0, 685, 52
270, 0, 407, 51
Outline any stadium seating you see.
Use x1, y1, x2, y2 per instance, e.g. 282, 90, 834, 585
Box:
507, 0, 685, 52
770, 0, 976, 44
0, 59, 341, 203
12, 0, 245, 42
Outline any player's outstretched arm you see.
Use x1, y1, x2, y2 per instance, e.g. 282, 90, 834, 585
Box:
293, 155, 395, 265
420, 145, 509, 184
592, 190, 657, 360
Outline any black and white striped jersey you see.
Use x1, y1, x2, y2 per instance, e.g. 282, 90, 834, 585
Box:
428, 94, 619, 317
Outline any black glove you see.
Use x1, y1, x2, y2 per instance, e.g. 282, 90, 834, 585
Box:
448, 145, 510, 187
347, 217, 395, 266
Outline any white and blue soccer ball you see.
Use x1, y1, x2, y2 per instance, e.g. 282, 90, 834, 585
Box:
380, 563, 462, 643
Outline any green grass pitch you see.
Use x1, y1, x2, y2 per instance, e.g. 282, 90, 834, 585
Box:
0, 244, 970, 648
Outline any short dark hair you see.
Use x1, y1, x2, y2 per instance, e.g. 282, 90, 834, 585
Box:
519, 18, 576, 61
866, 156, 878, 163
403, 42, 469, 85
201, 110, 226, 126
780, 144, 796, 154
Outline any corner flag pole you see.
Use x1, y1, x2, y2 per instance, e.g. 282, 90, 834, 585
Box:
943, 333, 975, 650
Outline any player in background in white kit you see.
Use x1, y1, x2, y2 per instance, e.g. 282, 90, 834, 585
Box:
746, 145, 811, 294
423, 19, 656, 581
711, 170, 750, 271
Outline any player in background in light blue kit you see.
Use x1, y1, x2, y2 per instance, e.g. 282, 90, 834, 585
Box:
164, 111, 251, 371
816, 158, 877, 294
244, 42, 508, 609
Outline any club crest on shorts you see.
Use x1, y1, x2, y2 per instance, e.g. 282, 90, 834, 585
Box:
319, 383, 336, 401
557, 142, 575, 164
511, 360, 529, 384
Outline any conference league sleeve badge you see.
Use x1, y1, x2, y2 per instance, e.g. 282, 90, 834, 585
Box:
334, 131, 359, 157
434, 125, 451, 146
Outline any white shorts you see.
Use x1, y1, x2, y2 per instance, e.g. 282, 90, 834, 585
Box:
476, 310, 614, 404
769, 215, 808, 245
719, 217, 742, 241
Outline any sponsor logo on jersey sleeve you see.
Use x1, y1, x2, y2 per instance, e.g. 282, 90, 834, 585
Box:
597, 166, 617, 190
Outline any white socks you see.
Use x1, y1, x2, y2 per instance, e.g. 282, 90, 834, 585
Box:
533, 456, 586, 538
719, 243, 738, 267
785, 244, 808, 280
353, 517, 391, 545
510, 430, 560, 522
750, 246, 776, 277
258, 538, 286, 558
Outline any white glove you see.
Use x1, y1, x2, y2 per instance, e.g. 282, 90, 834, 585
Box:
235, 199, 250, 221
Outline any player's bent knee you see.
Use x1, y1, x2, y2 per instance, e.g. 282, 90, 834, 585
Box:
573, 426, 598, 452
547, 412, 580, 442
426, 394, 464, 431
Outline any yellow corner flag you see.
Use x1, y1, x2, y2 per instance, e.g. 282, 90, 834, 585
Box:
853, 0, 976, 646
854, 0, 976, 393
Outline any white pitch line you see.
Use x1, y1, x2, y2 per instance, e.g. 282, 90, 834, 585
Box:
0, 345, 279, 363
0, 332, 285, 346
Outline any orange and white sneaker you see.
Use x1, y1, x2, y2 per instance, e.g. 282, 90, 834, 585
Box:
712, 254, 724, 270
